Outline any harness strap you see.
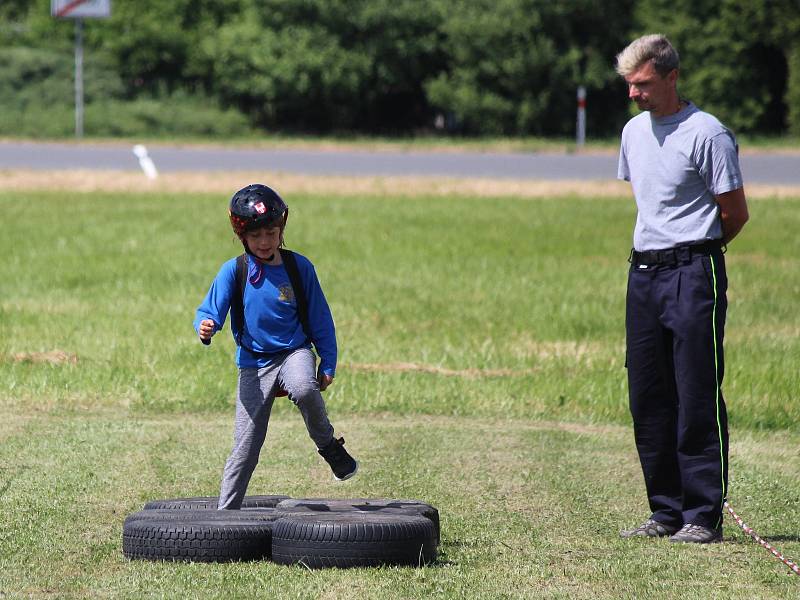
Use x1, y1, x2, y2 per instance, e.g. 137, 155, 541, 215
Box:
232, 250, 312, 356
279, 248, 311, 342
231, 254, 247, 347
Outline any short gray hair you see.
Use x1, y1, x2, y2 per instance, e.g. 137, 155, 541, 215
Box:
615, 34, 679, 77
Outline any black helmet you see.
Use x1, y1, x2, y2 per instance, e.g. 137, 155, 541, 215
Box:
229, 184, 288, 237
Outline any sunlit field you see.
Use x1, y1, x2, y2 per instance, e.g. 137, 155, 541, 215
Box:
1, 187, 798, 598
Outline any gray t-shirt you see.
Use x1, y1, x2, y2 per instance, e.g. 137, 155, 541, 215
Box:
618, 101, 743, 251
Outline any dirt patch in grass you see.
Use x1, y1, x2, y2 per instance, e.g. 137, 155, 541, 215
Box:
2, 169, 798, 199
3, 169, 797, 199
343, 340, 618, 378
509, 337, 620, 363
6, 350, 78, 365
0, 168, 628, 198
344, 361, 539, 378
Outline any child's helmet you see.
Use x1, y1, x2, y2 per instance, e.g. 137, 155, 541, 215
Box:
229, 184, 288, 237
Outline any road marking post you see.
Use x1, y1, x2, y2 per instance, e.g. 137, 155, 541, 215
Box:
576, 86, 587, 148
132, 145, 158, 180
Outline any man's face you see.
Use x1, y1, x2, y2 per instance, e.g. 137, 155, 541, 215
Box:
624, 60, 678, 116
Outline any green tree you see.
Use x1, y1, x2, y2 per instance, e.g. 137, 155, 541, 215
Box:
334, 0, 448, 132
203, 0, 446, 132
92, 0, 244, 96
425, 0, 635, 136
634, 0, 798, 134
203, 6, 368, 131
768, 0, 800, 135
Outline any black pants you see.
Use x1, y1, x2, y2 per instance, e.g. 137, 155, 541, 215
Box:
626, 245, 729, 529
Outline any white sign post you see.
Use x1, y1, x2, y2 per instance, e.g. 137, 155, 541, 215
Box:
51, 1, 112, 138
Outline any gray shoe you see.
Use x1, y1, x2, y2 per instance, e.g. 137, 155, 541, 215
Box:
669, 523, 722, 544
620, 518, 678, 539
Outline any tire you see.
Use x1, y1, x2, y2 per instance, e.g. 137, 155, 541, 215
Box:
142, 494, 290, 510
122, 516, 274, 562
272, 512, 437, 569
124, 507, 280, 527
275, 498, 440, 543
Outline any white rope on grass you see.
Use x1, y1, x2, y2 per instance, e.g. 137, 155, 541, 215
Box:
724, 500, 800, 576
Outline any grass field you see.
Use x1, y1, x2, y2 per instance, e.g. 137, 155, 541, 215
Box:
1, 185, 799, 598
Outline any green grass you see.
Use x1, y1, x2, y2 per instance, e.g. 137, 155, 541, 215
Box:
1, 132, 602, 153
0, 132, 800, 154
0, 415, 798, 598
1, 189, 799, 597
2, 132, 798, 153
2, 191, 798, 427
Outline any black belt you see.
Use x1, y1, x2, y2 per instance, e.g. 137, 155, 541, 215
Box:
629, 240, 723, 266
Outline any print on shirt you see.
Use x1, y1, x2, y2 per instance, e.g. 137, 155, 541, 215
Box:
278, 283, 295, 304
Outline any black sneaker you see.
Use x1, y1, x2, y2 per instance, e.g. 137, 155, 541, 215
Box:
318, 437, 358, 481
620, 518, 678, 539
669, 523, 722, 544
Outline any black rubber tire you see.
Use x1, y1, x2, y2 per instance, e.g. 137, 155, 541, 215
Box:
272, 512, 437, 569
124, 507, 280, 527
142, 494, 290, 510
275, 498, 440, 543
123, 516, 274, 562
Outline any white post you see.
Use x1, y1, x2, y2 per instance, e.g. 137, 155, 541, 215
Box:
74, 18, 84, 138
576, 85, 586, 148
132, 145, 159, 179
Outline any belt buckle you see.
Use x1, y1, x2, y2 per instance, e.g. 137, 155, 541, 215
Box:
676, 246, 691, 263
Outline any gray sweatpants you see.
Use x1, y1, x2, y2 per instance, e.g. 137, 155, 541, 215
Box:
217, 346, 335, 510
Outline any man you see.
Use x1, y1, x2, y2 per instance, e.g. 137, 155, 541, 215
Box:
615, 34, 749, 544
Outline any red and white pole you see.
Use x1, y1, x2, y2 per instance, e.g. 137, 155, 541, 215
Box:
576, 86, 586, 148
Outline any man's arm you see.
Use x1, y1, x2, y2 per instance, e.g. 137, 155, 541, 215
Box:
716, 187, 749, 244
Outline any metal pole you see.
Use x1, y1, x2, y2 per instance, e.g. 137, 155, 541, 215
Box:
75, 18, 84, 138
576, 86, 586, 148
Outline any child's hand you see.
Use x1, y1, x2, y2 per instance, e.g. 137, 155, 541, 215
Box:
198, 319, 216, 341
318, 373, 334, 392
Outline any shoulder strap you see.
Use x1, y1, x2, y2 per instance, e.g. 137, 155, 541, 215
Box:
279, 248, 312, 342
230, 253, 247, 345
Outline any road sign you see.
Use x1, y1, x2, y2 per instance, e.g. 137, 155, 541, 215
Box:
51, 1, 112, 137
51, 0, 111, 19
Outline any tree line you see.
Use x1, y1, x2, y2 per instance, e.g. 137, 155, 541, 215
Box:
1, 0, 798, 138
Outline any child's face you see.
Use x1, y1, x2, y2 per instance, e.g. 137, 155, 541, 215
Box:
243, 226, 282, 262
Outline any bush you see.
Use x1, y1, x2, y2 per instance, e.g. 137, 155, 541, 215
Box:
85, 96, 252, 137
0, 45, 251, 138
0, 95, 252, 138
0, 46, 124, 108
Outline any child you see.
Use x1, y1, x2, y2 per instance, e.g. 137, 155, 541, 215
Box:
194, 183, 358, 510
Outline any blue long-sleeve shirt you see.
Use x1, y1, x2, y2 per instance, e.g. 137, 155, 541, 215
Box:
194, 252, 337, 375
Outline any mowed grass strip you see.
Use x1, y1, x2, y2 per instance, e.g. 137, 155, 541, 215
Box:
1, 190, 799, 428
0, 412, 797, 599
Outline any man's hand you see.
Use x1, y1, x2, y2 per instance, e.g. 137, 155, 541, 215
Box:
198, 318, 216, 341
318, 373, 334, 392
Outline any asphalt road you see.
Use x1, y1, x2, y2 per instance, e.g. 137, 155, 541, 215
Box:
1, 140, 798, 184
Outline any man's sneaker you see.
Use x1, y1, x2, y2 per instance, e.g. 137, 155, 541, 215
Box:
318, 437, 358, 481
669, 523, 722, 544
620, 518, 678, 539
